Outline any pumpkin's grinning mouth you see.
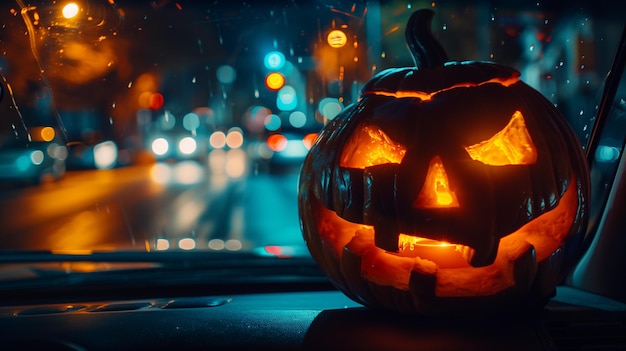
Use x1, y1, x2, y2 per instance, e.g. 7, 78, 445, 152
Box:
395, 234, 475, 268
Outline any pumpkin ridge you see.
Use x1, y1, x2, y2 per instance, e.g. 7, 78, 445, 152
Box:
365, 75, 520, 101
362, 63, 520, 96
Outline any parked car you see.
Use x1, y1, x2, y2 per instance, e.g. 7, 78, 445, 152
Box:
65, 139, 118, 170
253, 129, 318, 172
0, 126, 67, 185
147, 132, 209, 162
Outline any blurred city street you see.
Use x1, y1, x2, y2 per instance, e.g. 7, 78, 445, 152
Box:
0, 151, 306, 256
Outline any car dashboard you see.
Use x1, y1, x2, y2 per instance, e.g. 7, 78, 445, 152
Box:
0, 284, 624, 350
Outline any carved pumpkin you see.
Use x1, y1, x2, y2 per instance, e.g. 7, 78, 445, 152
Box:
298, 9, 590, 315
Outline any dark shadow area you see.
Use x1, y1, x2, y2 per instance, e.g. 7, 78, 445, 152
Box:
302, 298, 626, 350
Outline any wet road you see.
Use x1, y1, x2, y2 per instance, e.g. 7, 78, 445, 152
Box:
0, 151, 306, 256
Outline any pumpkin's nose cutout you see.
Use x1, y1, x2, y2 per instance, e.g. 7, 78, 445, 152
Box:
413, 155, 459, 209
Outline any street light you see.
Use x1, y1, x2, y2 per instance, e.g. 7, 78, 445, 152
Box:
327, 29, 347, 48
265, 72, 285, 91
62, 3, 79, 19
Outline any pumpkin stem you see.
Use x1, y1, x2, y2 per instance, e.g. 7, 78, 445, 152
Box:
406, 9, 449, 68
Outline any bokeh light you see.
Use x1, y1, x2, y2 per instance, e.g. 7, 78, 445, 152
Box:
264, 114, 281, 131
93, 141, 118, 170
266, 134, 288, 152
277, 85, 297, 111
62, 3, 79, 19
264, 51, 285, 70
209, 131, 227, 149
182, 112, 200, 131
302, 133, 318, 150
318, 97, 343, 120
178, 137, 197, 155
178, 238, 196, 250
226, 128, 244, 149
151, 138, 169, 156
149, 93, 164, 110
216, 65, 237, 84
327, 29, 347, 48
288, 111, 307, 128
156, 239, 170, 251
265, 72, 285, 90
158, 112, 176, 130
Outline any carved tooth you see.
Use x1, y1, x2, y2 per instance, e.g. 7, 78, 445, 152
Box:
373, 225, 400, 252
460, 245, 475, 264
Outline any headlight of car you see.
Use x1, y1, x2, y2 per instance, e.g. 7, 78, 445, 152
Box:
178, 136, 197, 156
151, 137, 169, 157
94, 141, 118, 170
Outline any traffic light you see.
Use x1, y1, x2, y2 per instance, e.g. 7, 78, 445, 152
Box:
264, 72, 285, 90
263, 51, 286, 70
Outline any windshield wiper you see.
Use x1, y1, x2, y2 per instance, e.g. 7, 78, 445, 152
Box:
0, 250, 263, 264
0, 250, 331, 303
0, 250, 321, 277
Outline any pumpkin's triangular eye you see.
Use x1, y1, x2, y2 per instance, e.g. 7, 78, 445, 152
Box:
464, 111, 537, 166
340, 124, 407, 168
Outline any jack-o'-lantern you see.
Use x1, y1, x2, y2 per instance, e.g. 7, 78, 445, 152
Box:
298, 9, 590, 315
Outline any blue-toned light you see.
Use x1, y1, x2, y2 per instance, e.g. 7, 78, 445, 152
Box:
264, 51, 285, 70
216, 64, 237, 84
288, 111, 307, 128
16, 154, 33, 172
276, 85, 297, 111
595, 145, 621, 162
158, 111, 176, 130
318, 97, 344, 120
264, 114, 282, 131
182, 112, 200, 131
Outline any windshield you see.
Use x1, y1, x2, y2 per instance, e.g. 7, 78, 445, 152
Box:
0, 1, 623, 274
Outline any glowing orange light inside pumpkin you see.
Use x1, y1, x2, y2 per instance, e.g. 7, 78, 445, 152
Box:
339, 124, 407, 168
313, 176, 579, 293
413, 156, 459, 208
397, 235, 473, 268
464, 111, 537, 166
